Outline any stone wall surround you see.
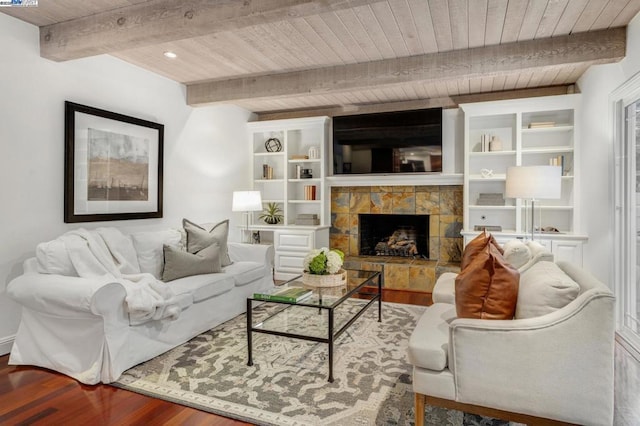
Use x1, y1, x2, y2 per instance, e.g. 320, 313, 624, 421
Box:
330, 185, 463, 293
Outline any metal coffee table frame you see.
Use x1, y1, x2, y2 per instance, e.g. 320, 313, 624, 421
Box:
246, 269, 382, 382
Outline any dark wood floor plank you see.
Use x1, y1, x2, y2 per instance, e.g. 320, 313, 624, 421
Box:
0, 378, 76, 421
14, 407, 58, 425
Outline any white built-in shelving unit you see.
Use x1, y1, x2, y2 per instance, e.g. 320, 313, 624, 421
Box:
460, 94, 586, 265
247, 116, 330, 279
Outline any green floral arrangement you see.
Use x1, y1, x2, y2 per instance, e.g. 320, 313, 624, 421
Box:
303, 247, 345, 275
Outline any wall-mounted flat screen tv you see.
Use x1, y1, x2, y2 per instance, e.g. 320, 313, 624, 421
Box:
332, 107, 442, 175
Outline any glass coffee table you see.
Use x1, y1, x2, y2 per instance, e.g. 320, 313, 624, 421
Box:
246, 269, 382, 382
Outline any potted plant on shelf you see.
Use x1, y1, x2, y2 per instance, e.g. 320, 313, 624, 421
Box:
258, 202, 283, 225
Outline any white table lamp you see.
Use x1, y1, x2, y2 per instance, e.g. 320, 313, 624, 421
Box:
505, 166, 562, 240
232, 191, 263, 243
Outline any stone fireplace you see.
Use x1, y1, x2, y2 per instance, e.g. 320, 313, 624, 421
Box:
330, 185, 463, 294
359, 213, 429, 257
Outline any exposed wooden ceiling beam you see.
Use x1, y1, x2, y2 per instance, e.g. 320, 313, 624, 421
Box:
40, 0, 387, 61
187, 28, 625, 107
256, 86, 574, 120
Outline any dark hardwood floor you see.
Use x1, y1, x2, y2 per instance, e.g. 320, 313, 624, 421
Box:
1, 291, 639, 425
0, 355, 249, 425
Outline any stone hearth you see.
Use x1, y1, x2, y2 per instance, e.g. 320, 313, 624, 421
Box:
330, 185, 463, 293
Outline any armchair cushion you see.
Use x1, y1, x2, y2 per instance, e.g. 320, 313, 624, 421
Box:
515, 261, 580, 319
455, 244, 519, 320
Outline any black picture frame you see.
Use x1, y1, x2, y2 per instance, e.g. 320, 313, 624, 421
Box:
64, 101, 164, 223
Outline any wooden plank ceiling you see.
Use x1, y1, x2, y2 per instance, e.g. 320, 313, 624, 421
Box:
2, 0, 638, 116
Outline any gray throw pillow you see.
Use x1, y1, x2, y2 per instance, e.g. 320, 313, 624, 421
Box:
162, 242, 221, 282
183, 218, 232, 267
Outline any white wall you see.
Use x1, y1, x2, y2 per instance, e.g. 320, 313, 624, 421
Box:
163, 105, 255, 229
0, 14, 254, 355
577, 11, 640, 284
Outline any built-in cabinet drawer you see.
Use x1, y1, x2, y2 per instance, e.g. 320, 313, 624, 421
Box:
275, 230, 314, 251
533, 238, 584, 266
254, 227, 330, 280
275, 252, 306, 274
550, 240, 583, 266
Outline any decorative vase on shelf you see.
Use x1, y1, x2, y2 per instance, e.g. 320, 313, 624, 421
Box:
308, 146, 320, 159
489, 136, 503, 152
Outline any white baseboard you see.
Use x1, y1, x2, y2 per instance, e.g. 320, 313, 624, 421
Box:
0, 335, 15, 356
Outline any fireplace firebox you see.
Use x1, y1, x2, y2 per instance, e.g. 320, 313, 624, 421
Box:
359, 214, 429, 257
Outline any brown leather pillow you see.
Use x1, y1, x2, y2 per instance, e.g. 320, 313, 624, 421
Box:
460, 230, 504, 270
455, 243, 519, 320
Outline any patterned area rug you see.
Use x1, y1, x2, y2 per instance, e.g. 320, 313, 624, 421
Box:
114, 301, 515, 425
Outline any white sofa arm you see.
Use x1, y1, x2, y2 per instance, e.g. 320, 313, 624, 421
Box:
228, 242, 274, 266
7, 271, 125, 318
448, 289, 615, 425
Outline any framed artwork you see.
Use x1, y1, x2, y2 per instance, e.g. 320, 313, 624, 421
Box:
64, 101, 164, 223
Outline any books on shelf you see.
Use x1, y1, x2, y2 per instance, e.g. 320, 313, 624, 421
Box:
295, 219, 320, 225
476, 192, 505, 206
549, 155, 566, 175
528, 121, 555, 128
262, 164, 274, 179
295, 213, 319, 226
304, 185, 317, 200
291, 154, 309, 160
473, 225, 502, 232
478, 134, 491, 152
253, 286, 313, 303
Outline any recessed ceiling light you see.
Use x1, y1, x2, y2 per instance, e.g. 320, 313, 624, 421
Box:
163, 51, 177, 59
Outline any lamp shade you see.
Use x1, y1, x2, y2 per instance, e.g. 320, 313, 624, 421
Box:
505, 166, 562, 199
232, 191, 263, 212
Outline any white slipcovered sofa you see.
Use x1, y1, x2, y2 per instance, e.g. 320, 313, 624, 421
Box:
408, 239, 615, 426
7, 222, 275, 385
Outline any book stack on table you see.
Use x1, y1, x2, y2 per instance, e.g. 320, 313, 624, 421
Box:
253, 286, 313, 303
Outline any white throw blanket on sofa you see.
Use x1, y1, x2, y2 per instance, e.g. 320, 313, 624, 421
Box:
61, 228, 181, 322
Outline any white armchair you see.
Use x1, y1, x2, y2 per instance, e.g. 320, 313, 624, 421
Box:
408, 261, 615, 425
